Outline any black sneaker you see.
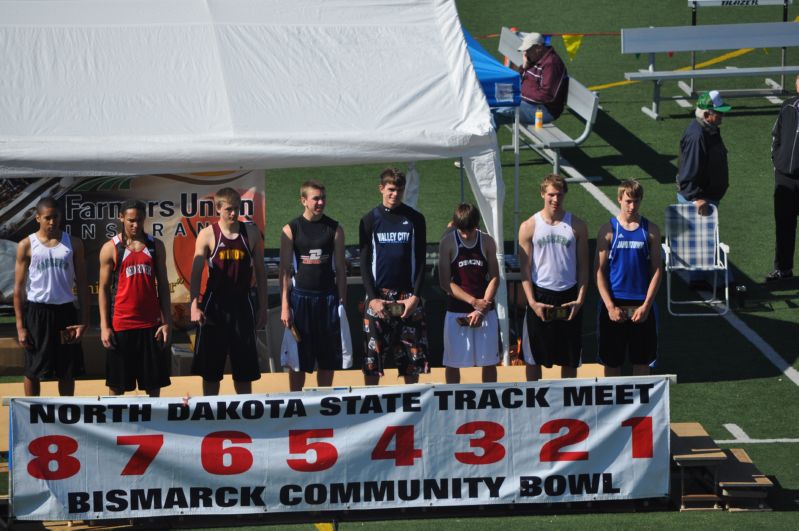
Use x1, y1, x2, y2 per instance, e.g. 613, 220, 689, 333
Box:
765, 269, 793, 282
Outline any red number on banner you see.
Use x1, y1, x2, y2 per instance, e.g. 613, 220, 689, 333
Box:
454, 421, 506, 465
539, 419, 589, 462
622, 416, 653, 458
287, 429, 338, 472
117, 434, 164, 475
371, 425, 422, 466
201, 431, 253, 475
27, 435, 80, 480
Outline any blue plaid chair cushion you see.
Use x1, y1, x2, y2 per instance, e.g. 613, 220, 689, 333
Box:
664, 204, 720, 270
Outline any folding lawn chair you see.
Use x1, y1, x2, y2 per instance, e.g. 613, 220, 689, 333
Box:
662, 204, 730, 316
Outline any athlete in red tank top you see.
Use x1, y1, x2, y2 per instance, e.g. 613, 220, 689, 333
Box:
110, 233, 161, 331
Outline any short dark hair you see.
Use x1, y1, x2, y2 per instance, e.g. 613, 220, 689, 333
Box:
452, 203, 480, 232
119, 199, 147, 217
35, 196, 60, 213
379, 168, 406, 188
215, 187, 242, 209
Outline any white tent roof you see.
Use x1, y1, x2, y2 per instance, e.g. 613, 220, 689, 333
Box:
0, 0, 509, 357
0, 0, 496, 177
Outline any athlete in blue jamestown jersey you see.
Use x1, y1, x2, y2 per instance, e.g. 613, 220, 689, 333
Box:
595, 180, 662, 377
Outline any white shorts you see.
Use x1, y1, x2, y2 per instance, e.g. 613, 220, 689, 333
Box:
442, 310, 500, 368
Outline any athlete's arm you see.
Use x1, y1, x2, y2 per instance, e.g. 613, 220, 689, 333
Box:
248, 223, 268, 330
98, 240, 116, 348
189, 225, 213, 325
13, 238, 32, 347
437, 232, 454, 295
360, 213, 385, 318
334, 225, 347, 304
153, 238, 172, 345
518, 216, 549, 320
563, 216, 590, 320
481, 234, 500, 309
632, 222, 663, 323
400, 210, 426, 319
69, 237, 90, 342
279, 223, 293, 328
595, 222, 625, 322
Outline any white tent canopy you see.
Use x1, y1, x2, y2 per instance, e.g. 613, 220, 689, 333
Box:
0, 0, 509, 357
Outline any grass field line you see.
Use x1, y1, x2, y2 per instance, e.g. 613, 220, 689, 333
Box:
589, 47, 754, 92
575, 181, 799, 388
716, 423, 799, 444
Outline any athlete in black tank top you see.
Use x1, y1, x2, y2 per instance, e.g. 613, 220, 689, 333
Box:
288, 215, 338, 292
280, 181, 349, 391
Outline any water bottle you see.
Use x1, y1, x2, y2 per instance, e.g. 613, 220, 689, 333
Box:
535, 106, 544, 129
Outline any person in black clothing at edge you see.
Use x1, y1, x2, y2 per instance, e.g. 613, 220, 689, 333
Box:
768, 75, 799, 282
359, 167, 429, 384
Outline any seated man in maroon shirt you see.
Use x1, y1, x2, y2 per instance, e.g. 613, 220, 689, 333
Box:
493, 32, 568, 127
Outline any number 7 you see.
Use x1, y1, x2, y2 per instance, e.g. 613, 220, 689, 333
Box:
117, 434, 164, 475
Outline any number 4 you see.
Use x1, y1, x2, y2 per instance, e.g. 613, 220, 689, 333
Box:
371, 425, 422, 466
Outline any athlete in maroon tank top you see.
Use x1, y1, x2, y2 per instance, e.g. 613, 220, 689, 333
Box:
448, 231, 489, 313
206, 222, 253, 296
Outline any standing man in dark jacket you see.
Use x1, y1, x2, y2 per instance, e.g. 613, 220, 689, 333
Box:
493, 32, 568, 127
677, 90, 731, 215
768, 75, 799, 282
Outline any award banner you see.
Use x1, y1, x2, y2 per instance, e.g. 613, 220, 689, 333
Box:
11, 378, 670, 520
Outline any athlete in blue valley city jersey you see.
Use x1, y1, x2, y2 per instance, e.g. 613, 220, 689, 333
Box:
359, 168, 429, 378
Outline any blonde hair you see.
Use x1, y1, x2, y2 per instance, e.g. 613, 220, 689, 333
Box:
617, 180, 644, 201
300, 180, 326, 198
539, 174, 567, 195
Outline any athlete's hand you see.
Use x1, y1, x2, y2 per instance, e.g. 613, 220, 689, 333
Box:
154, 324, 170, 346
399, 295, 419, 320
631, 303, 651, 323
368, 299, 386, 320
256, 307, 268, 330
607, 305, 627, 323
472, 298, 492, 313
562, 300, 583, 321
280, 306, 292, 328
695, 199, 710, 216
467, 310, 484, 327
190, 300, 206, 327
101, 326, 116, 349
16, 327, 32, 348
66, 324, 87, 343
530, 301, 551, 321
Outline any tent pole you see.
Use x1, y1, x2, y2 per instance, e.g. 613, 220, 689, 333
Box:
459, 157, 465, 202
513, 106, 520, 256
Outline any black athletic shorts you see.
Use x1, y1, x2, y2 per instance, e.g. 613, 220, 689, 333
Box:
291, 288, 342, 373
524, 284, 582, 368
192, 292, 262, 383
24, 302, 85, 381
106, 326, 171, 392
597, 299, 658, 368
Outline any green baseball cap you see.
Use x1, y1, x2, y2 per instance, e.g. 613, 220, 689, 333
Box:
697, 90, 731, 113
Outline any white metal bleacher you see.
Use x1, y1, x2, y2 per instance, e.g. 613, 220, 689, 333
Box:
622, 21, 799, 119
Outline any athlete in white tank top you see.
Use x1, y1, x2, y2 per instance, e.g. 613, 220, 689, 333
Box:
27, 232, 76, 304
531, 211, 577, 290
